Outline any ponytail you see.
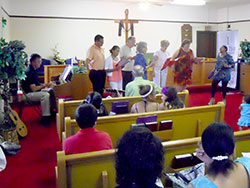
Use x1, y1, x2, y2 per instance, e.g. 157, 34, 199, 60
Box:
208, 159, 235, 177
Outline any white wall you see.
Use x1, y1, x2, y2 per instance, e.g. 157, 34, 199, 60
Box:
0, 0, 10, 40
7, 0, 219, 61
216, 3, 250, 56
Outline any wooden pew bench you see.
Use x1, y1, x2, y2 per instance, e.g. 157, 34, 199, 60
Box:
62, 102, 225, 145
56, 130, 250, 188
57, 90, 189, 141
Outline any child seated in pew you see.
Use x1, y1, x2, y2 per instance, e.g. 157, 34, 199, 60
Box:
238, 94, 250, 131
131, 85, 160, 113
115, 127, 164, 188
159, 86, 184, 110
81, 92, 109, 116
63, 104, 112, 155
187, 122, 250, 188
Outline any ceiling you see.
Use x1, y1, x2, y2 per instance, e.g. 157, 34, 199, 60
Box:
76, 0, 250, 7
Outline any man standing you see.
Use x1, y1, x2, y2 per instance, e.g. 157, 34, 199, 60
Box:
125, 65, 162, 97
86, 34, 106, 96
21, 54, 55, 125
120, 36, 136, 90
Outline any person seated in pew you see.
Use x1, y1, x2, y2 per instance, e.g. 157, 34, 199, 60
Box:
125, 65, 161, 97
131, 85, 160, 113
63, 104, 112, 155
115, 127, 164, 188
187, 122, 250, 188
21, 53, 57, 125
81, 92, 108, 116
159, 86, 184, 110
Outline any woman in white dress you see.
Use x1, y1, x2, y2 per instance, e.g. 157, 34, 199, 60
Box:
152, 40, 170, 87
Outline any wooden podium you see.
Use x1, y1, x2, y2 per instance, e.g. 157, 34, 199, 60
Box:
54, 73, 92, 100
148, 58, 216, 87
240, 63, 250, 94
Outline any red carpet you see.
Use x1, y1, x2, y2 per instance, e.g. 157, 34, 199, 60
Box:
0, 89, 243, 188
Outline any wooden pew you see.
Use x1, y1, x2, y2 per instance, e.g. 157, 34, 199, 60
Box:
57, 90, 189, 141
56, 130, 250, 188
62, 102, 225, 145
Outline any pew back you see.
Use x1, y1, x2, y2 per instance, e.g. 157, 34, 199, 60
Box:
64, 102, 225, 146
57, 130, 250, 188
57, 90, 189, 141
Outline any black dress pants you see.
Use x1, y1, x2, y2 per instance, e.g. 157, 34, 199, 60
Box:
89, 70, 106, 96
122, 71, 133, 90
211, 79, 229, 99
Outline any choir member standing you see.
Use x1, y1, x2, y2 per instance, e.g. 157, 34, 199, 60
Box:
152, 40, 171, 87
172, 40, 194, 92
120, 36, 136, 90
86, 34, 106, 96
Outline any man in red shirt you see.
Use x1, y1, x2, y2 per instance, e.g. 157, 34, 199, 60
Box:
63, 104, 112, 155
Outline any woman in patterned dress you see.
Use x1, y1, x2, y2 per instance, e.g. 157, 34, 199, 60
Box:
172, 40, 194, 92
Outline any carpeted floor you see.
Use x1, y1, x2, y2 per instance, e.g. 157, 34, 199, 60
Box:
0, 88, 243, 188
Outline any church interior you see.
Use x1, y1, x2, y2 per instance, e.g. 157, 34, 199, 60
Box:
0, 0, 250, 187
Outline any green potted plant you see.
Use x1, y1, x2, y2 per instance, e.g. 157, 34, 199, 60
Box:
240, 39, 250, 64
0, 37, 28, 142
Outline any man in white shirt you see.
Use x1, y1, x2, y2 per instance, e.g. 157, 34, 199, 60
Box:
152, 40, 171, 88
120, 36, 136, 90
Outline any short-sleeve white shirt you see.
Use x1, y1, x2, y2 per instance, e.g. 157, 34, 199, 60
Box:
154, 49, 171, 70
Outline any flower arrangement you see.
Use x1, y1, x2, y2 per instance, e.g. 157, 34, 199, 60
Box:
52, 44, 65, 64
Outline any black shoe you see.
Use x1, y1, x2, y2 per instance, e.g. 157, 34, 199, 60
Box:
40, 116, 51, 126
50, 110, 57, 117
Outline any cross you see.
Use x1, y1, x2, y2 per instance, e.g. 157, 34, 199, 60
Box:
115, 9, 139, 43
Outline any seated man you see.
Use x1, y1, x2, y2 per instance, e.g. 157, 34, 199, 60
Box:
125, 65, 162, 97
63, 104, 112, 155
21, 54, 56, 125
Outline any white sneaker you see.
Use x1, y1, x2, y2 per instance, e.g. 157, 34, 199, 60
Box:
223, 99, 226, 105
208, 98, 215, 105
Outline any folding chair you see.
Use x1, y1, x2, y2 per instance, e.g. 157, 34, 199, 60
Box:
18, 87, 42, 118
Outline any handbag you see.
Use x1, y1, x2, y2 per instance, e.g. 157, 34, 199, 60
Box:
166, 163, 205, 188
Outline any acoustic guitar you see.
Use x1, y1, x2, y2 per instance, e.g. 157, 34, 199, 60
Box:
9, 109, 28, 137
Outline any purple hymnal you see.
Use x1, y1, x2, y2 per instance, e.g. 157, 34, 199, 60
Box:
159, 120, 173, 130
111, 101, 129, 114
136, 115, 158, 124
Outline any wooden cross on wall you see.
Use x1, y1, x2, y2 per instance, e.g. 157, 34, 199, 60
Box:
115, 9, 139, 43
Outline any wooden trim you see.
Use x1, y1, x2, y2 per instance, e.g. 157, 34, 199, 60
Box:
65, 117, 72, 138
196, 120, 202, 137
57, 151, 67, 188
102, 171, 109, 188
57, 99, 65, 141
